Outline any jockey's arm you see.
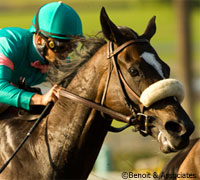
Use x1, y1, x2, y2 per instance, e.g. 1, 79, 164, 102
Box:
0, 65, 35, 110
0, 63, 60, 110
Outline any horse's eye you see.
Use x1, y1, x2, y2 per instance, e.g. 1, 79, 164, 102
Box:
128, 67, 139, 77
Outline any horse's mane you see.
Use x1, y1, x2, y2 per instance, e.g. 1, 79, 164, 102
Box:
46, 26, 138, 88
46, 35, 106, 87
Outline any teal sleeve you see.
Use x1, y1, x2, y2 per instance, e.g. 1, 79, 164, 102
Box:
0, 66, 35, 110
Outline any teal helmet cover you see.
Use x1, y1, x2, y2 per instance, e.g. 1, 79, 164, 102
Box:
30, 2, 83, 40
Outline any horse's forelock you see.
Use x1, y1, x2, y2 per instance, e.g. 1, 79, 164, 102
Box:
118, 26, 139, 40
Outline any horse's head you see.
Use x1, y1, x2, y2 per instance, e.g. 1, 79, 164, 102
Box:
100, 7, 194, 153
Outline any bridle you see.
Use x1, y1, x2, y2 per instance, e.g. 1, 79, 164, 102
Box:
105, 39, 151, 134
60, 39, 153, 135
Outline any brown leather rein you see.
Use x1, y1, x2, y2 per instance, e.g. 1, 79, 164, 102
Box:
60, 39, 152, 134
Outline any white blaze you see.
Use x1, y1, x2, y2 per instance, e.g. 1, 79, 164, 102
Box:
140, 52, 164, 78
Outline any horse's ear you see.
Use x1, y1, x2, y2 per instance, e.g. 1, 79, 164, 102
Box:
142, 16, 156, 40
100, 7, 123, 44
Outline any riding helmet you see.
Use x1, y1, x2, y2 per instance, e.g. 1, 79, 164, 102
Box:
29, 1, 83, 40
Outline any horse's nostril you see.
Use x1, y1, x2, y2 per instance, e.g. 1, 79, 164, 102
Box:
165, 121, 183, 134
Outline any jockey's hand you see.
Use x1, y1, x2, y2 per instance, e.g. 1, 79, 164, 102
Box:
30, 85, 62, 106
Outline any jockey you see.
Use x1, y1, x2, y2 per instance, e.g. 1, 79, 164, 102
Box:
0, 1, 83, 113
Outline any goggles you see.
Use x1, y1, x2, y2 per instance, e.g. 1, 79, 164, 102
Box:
40, 33, 78, 53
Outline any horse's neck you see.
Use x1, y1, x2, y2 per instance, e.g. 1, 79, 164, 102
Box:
68, 110, 112, 179
45, 45, 108, 177
61, 46, 112, 179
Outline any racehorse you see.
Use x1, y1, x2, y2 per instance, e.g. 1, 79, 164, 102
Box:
0, 7, 194, 179
158, 138, 200, 180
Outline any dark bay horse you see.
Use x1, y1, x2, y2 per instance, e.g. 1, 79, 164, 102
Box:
158, 138, 200, 180
0, 7, 194, 179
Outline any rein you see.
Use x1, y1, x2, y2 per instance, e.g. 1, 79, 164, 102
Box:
60, 39, 152, 134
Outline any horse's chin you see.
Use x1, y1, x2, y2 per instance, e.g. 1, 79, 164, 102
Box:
156, 130, 191, 153
160, 146, 175, 153
157, 131, 178, 153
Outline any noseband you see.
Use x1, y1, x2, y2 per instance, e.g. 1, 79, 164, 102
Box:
60, 39, 153, 135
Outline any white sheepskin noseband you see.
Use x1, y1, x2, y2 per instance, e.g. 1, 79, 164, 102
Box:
140, 79, 184, 107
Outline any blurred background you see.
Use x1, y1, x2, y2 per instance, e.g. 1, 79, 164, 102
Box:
0, 0, 199, 179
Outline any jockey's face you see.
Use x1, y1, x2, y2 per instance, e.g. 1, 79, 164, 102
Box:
35, 34, 77, 63
45, 43, 70, 63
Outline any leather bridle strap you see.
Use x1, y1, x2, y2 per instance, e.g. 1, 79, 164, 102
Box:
106, 40, 150, 133
108, 40, 149, 102
59, 90, 135, 124
108, 41, 138, 114
107, 39, 149, 59
108, 40, 148, 113
118, 71, 141, 102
